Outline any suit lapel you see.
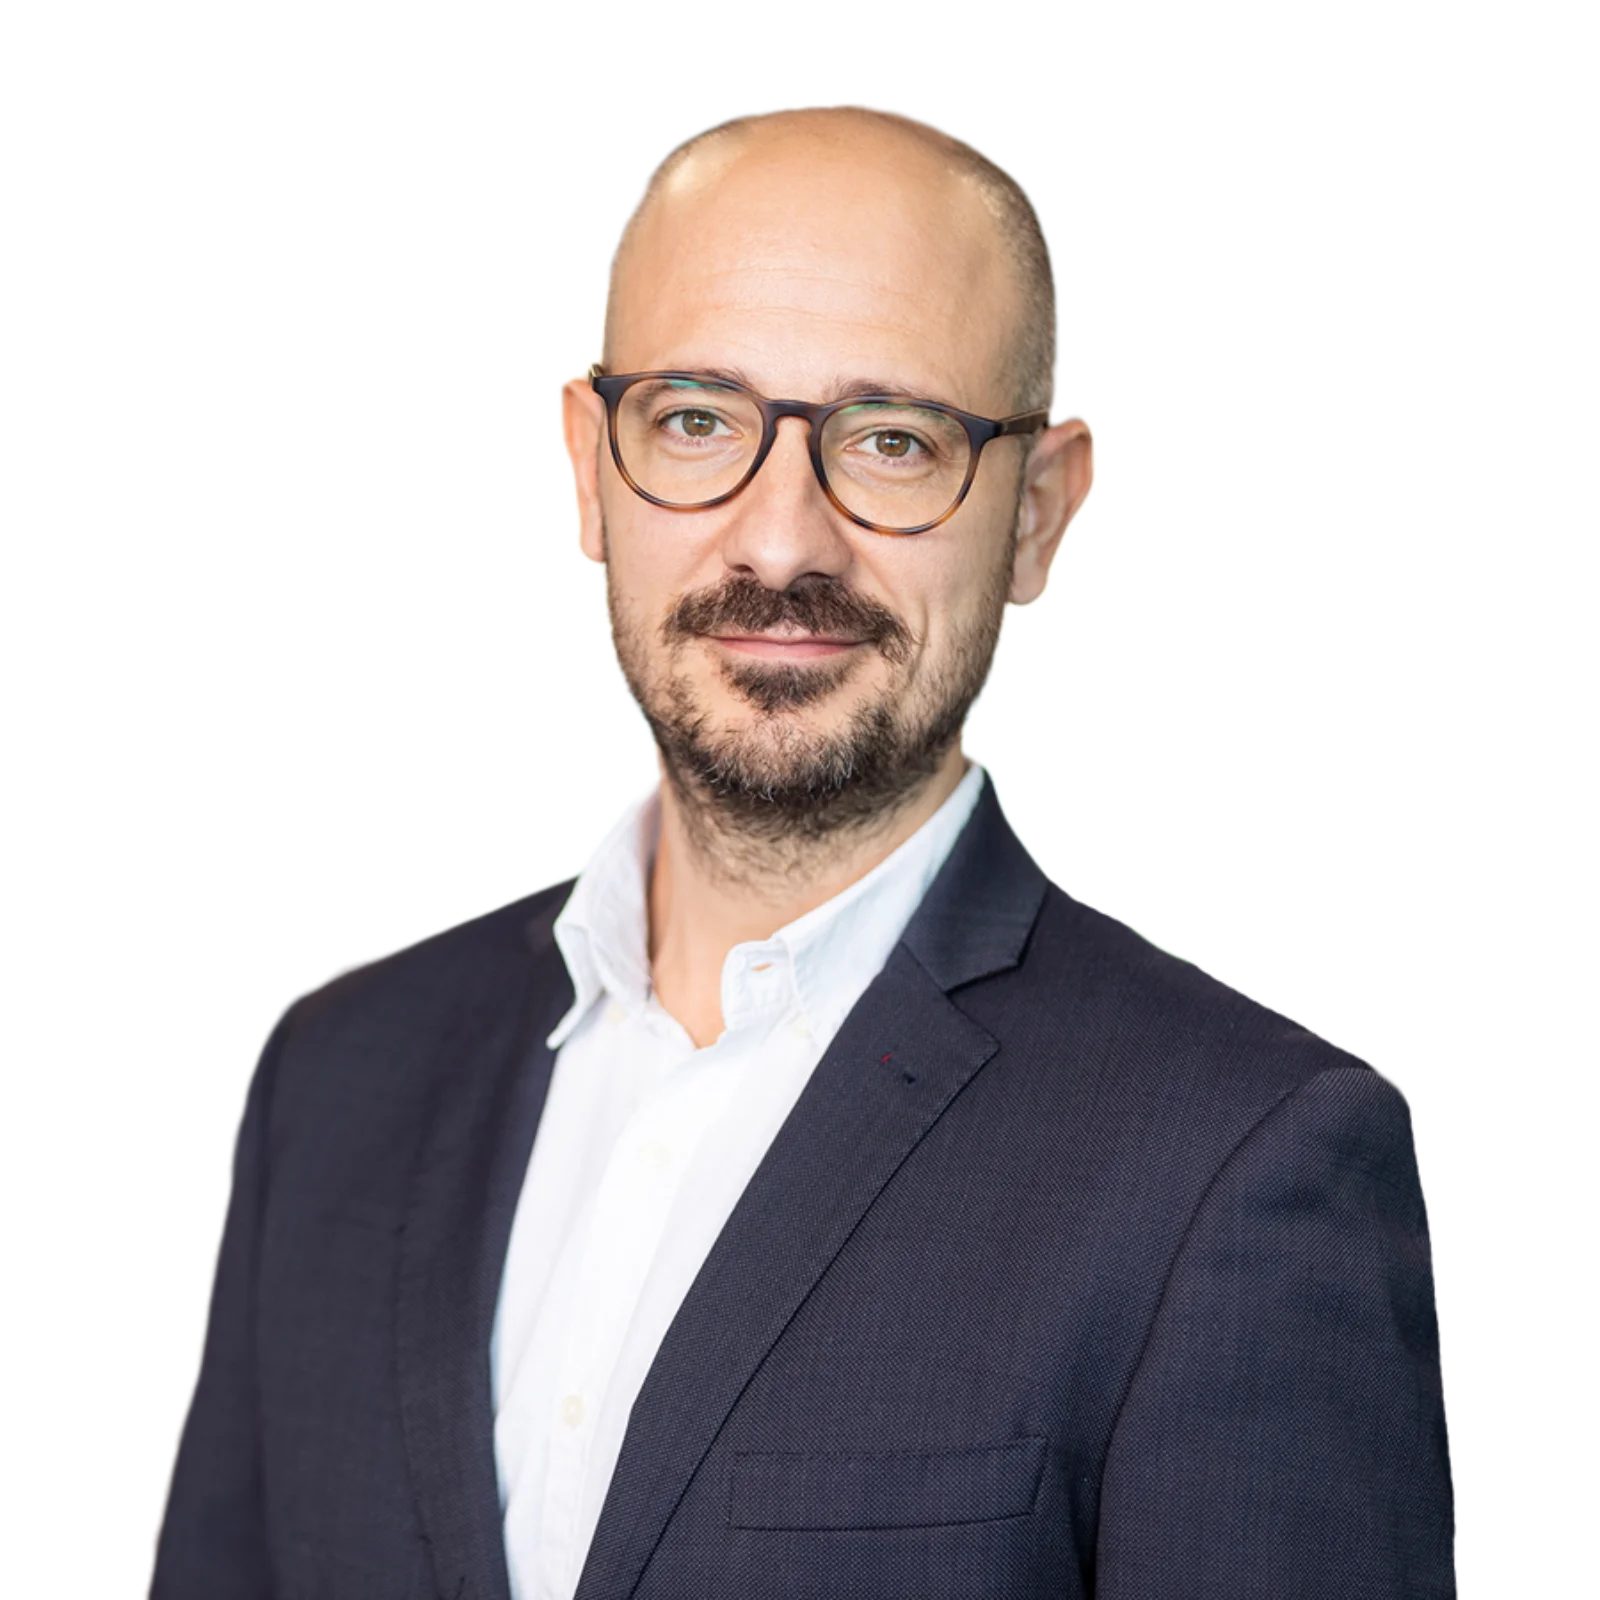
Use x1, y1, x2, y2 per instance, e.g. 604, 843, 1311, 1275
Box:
396, 903, 575, 1600
574, 777, 1048, 1600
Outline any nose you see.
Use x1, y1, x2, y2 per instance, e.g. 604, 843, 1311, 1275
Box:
717, 417, 853, 592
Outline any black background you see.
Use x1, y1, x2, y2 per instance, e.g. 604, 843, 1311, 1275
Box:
128, 96, 1465, 1587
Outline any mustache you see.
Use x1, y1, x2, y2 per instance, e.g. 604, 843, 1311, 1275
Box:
675, 582, 896, 643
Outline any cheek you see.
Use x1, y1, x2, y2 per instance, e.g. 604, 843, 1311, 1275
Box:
601, 497, 714, 610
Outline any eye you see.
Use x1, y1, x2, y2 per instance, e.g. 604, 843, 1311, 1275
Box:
859, 427, 926, 460
661, 407, 730, 440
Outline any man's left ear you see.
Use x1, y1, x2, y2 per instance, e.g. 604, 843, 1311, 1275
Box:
1009, 418, 1093, 605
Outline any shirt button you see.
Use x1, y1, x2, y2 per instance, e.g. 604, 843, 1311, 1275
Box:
790, 1016, 813, 1041
605, 1001, 627, 1028
560, 1393, 586, 1429
638, 1139, 674, 1172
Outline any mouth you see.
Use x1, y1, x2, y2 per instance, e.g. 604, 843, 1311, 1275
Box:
706, 630, 866, 661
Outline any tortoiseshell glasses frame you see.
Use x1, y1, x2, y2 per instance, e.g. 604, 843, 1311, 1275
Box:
585, 360, 1049, 534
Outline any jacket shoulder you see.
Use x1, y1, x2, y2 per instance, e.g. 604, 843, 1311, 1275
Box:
977, 880, 1377, 1116
291, 878, 573, 1028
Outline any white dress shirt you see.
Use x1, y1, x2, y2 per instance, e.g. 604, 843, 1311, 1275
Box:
489, 762, 986, 1600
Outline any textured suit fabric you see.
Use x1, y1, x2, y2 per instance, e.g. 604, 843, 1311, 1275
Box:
151, 779, 1454, 1599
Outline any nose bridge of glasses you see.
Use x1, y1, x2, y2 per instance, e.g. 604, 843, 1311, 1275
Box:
756, 399, 824, 466
765, 401, 819, 453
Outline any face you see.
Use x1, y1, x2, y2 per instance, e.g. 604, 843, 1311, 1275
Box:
564, 117, 1092, 838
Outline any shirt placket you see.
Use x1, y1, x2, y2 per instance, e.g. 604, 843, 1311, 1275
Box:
534, 1028, 719, 1597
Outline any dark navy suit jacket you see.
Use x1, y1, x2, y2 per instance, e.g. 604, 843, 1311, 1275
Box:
152, 778, 1455, 1598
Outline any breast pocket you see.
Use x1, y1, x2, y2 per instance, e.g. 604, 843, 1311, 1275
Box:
728, 1436, 1048, 1532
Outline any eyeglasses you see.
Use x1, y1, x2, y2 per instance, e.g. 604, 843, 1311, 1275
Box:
589, 366, 1048, 536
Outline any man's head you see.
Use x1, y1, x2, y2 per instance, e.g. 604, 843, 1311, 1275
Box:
563, 107, 1093, 847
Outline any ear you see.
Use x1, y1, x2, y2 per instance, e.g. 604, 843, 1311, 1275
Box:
1009, 418, 1093, 605
563, 377, 607, 564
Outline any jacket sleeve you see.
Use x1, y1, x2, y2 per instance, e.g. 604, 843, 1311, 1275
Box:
150, 1008, 295, 1600
1095, 1066, 1455, 1599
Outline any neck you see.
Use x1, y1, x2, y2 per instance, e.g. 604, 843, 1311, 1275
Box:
645, 743, 969, 1047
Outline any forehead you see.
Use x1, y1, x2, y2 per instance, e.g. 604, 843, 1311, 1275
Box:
608, 127, 1019, 412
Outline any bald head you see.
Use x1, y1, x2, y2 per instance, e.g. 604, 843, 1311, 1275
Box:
604, 107, 1056, 414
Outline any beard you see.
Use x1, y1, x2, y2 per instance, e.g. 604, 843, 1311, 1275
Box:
606, 532, 1014, 849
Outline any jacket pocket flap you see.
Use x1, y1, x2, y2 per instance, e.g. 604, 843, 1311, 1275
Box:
728, 1436, 1048, 1531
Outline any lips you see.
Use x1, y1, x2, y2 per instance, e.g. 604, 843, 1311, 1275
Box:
716, 630, 864, 643
709, 631, 864, 660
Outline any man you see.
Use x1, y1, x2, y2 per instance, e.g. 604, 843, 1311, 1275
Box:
153, 107, 1454, 1600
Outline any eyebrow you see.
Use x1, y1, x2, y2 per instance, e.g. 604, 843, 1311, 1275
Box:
658, 365, 958, 407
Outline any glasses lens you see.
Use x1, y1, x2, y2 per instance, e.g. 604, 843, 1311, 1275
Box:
614, 377, 763, 507
611, 381, 980, 531
821, 402, 973, 531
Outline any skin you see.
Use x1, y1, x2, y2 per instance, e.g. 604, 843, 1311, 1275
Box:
563, 111, 1093, 1047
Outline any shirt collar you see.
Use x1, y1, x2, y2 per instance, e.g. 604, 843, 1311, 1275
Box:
547, 789, 660, 1048
546, 763, 987, 1052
